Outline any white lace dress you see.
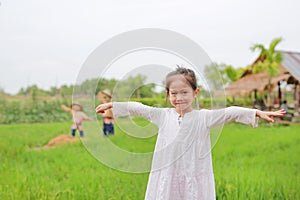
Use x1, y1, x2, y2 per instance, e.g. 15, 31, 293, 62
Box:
113, 102, 258, 200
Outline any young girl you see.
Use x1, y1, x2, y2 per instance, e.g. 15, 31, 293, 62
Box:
95, 67, 285, 200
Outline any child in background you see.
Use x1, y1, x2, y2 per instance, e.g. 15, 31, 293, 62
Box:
61, 103, 92, 137
280, 100, 294, 118
98, 89, 114, 136
96, 67, 285, 200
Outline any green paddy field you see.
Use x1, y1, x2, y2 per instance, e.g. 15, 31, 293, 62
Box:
0, 119, 299, 200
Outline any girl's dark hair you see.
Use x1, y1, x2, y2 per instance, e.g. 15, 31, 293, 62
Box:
165, 66, 198, 93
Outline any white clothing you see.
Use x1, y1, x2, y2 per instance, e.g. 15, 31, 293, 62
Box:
113, 102, 258, 200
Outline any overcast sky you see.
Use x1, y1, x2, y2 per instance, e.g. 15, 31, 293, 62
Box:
1, 0, 299, 94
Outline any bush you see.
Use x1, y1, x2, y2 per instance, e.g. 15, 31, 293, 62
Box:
0, 98, 71, 124
0, 95, 255, 124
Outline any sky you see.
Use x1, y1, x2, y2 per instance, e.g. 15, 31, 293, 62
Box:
0, 0, 299, 94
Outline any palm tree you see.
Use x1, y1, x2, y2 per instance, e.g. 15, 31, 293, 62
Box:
251, 37, 283, 110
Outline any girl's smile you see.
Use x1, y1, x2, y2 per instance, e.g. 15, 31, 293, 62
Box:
168, 75, 199, 115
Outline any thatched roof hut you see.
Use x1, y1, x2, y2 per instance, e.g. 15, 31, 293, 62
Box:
224, 51, 300, 96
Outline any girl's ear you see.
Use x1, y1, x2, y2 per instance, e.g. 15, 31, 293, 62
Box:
194, 88, 200, 96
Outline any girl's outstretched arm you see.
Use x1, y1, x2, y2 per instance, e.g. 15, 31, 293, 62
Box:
95, 102, 163, 127
95, 102, 113, 113
205, 107, 286, 129
256, 109, 286, 123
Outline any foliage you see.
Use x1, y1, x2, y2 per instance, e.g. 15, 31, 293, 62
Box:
251, 37, 283, 108
204, 63, 244, 90
224, 65, 244, 82
96, 78, 118, 95
251, 37, 283, 76
0, 98, 70, 124
0, 87, 5, 94
0, 95, 258, 124
204, 63, 227, 90
129, 97, 167, 107
59, 85, 74, 97
18, 85, 50, 97
113, 75, 156, 99
16, 75, 159, 99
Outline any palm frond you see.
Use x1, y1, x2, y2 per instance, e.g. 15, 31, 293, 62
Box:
251, 44, 266, 54
273, 52, 283, 63
269, 37, 282, 53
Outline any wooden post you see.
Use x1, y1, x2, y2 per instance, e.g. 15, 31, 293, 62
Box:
278, 81, 282, 107
293, 82, 299, 122
253, 89, 258, 108
267, 78, 272, 110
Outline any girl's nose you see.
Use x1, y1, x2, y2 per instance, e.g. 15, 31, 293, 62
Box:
176, 94, 183, 100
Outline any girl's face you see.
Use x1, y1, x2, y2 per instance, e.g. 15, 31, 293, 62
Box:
167, 75, 199, 114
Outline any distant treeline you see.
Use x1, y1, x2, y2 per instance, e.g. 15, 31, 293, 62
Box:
0, 70, 255, 124
14, 75, 165, 99
0, 94, 254, 124
7, 62, 245, 99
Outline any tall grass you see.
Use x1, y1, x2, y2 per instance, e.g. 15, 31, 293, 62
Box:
0, 122, 148, 200
0, 121, 299, 199
213, 123, 300, 200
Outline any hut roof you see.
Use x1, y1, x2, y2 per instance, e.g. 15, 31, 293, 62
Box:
224, 50, 300, 96
280, 50, 300, 81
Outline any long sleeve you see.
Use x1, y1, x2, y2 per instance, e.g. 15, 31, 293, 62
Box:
204, 106, 259, 129
112, 102, 164, 127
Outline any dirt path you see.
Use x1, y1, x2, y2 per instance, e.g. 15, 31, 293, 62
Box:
34, 134, 80, 150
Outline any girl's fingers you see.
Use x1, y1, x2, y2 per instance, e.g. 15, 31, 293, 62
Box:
267, 117, 274, 123
262, 114, 274, 123
260, 109, 286, 123
264, 109, 286, 117
272, 109, 286, 116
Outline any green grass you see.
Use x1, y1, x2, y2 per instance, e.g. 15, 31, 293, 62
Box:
0, 120, 299, 199
213, 123, 300, 200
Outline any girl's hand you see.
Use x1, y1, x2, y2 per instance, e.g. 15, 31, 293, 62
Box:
256, 109, 286, 123
95, 102, 113, 113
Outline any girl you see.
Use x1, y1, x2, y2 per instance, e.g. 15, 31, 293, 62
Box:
95, 67, 285, 200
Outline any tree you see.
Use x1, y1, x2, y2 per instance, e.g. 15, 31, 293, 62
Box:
0, 87, 5, 94
49, 86, 59, 96
204, 63, 227, 90
251, 37, 283, 109
59, 84, 73, 97
204, 63, 243, 90
224, 65, 244, 82
114, 75, 155, 99
18, 88, 26, 95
